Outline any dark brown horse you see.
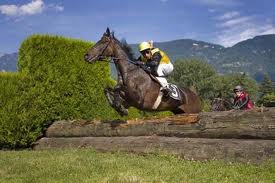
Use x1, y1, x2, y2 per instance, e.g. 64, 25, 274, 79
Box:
84, 28, 201, 116
211, 97, 233, 111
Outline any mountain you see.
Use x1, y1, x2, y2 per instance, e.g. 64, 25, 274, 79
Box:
1, 34, 275, 81
220, 35, 275, 80
0, 53, 18, 72
131, 39, 225, 62
130, 34, 275, 81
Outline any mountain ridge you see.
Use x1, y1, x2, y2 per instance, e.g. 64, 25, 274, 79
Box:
1, 34, 275, 81
0, 52, 18, 72
130, 34, 275, 81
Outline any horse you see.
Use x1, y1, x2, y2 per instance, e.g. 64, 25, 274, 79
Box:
84, 28, 201, 116
211, 97, 233, 111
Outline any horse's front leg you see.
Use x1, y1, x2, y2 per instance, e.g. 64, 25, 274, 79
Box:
104, 86, 128, 116
113, 86, 129, 116
104, 87, 115, 107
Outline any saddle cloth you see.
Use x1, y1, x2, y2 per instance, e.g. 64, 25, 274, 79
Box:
150, 74, 183, 109
165, 83, 182, 101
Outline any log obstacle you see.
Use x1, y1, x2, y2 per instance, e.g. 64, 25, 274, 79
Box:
34, 108, 275, 163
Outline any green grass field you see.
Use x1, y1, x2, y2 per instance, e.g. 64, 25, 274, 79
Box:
0, 149, 274, 183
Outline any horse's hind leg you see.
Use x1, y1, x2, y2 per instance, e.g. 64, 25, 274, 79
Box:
171, 107, 184, 115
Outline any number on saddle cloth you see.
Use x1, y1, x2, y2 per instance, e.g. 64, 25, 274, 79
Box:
153, 76, 182, 101
166, 83, 182, 101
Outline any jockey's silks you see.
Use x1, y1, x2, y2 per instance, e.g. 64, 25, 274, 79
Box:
140, 48, 171, 64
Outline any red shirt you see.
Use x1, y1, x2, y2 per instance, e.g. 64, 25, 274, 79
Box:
233, 91, 253, 110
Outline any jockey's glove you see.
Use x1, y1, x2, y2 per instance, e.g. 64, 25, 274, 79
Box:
135, 61, 144, 65
141, 65, 152, 73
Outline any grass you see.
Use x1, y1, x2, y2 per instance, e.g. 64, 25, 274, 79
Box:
0, 149, 274, 183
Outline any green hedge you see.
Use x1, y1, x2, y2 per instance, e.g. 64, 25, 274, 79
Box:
0, 73, 23, 148
0, 35, 121, 148
18, 35, 121, 120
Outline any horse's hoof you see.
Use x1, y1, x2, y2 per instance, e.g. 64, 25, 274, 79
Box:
123, 109, 128, 116
118, 107, 128, 116
104, 88, 111, 93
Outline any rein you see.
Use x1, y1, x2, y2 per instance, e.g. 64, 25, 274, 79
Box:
111, 57, 139, 65
96, 57, 137, 66
96, 37, 139, 66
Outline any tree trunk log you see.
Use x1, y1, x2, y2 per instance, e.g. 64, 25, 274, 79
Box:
34, 136, 275, 163
45, 109, 275, 140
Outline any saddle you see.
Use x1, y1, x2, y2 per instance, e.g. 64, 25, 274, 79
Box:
137, 64, 187, 109
149, 73, 183, 101
138, 64, 184, 101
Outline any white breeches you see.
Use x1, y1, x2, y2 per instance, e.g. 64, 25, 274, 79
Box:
156, 62, 174, 87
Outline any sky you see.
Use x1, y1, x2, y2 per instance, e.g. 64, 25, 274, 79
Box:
0, 0, 275, 53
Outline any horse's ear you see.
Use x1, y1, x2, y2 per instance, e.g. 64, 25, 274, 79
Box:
106, 27, 111, 36
111, 31, 115, 39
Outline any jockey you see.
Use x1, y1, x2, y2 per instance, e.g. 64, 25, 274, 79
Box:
136, 41, 174, 96
233, 85, 253, 110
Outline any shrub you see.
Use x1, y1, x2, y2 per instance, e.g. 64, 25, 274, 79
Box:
0, 35, 119, 148
18, 35, 121, 120
262, 93, 275, 107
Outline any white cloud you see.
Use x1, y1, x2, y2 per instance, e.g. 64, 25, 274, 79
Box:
194, 0, 240, 6
48, 4, 64, 12
220, 16, 252, 28
216, 12, 275, 47
261, 24, 275, 34
20, 0, 44, 15
217, 24, 275, 47
0, 0, 64, 17
208, 8, 216, 13
0, 5, 18, 16
217, 11, 240, 20
0, 0, 44, 16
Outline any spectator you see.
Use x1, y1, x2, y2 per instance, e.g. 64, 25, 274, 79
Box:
233, 85, 253, 110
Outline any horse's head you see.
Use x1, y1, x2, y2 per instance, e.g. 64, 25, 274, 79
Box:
84, 28, 115, 63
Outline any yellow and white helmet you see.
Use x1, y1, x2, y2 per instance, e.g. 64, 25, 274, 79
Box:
138, 41, 152, 52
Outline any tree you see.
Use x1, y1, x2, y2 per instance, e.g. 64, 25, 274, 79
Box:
218, 73, 259, 102
258, 73, 275, 105
259, 73, 274, 95
168, 58, 221, 102
169, 59, 259, 109
262, 93, 275, 107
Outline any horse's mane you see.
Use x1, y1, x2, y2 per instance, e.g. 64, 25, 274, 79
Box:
112, 36, 136, 61
119, 39, 135, 61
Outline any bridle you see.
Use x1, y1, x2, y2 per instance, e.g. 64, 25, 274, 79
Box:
95, 36, 138, 66
95, 37, 113, 61
93, 36, 123, 64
